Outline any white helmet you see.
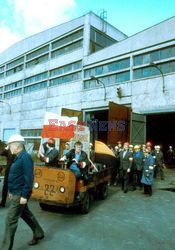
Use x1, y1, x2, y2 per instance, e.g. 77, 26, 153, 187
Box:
8, 134, 25, 144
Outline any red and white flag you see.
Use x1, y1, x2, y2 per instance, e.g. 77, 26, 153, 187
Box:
41, 112, 78, 139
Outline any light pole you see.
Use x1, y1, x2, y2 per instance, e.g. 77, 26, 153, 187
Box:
149, 62, 165, 93
90, 76, 106, 101
0, 100, 11, 114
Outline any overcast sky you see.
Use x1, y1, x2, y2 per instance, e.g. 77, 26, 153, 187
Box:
0, 0, 175, 53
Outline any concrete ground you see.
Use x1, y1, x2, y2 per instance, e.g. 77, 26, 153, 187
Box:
0, 169, 175, 250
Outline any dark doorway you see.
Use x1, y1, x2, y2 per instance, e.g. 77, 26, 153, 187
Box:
85, 110, 108, 144
147, 113, 175, 158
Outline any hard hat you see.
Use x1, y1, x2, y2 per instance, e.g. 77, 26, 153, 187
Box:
129, 144, 133, 148
134, 145, 140, 150
8, 134, 25, 144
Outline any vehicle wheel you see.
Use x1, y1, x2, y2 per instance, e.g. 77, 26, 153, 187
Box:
80, 192, 90, 214
39, 202, 48, 210
99, 184, 108, 200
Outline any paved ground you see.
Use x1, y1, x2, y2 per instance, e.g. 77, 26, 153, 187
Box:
1, 169, 175, 250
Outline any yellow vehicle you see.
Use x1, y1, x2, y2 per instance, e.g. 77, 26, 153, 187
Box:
32, 141, 115, 214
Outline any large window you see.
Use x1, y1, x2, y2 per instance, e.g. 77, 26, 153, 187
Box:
6, 57, 24, 70
133, 45, 175, 66
24, 72, 48, 85
6, 65, 23, 76
133, 61, 175, 80
26, 54, 49, 68
90, 27, 117, 53
84, 71, 130, 89
50, 72, 81, 87
51, 29, 83, 50
4, 89, 22, 99
84, 58, 130, 78
4, 80, 22, 91
21, 129, 42, 137
51, 40, 83, 59
26, 45, 49, 61
50, 61, 82, 78
24, 81, 47, 93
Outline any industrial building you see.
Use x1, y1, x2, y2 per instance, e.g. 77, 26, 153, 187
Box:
0, 12, 175, 150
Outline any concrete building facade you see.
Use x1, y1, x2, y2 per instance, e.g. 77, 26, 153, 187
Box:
0, 12, 175, 149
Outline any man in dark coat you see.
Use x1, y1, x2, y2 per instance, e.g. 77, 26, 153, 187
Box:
119, 142, 133, 193
1, 134, 44, 249
154, 145, 165, 180
132, 145, 144, 190
0, 141, 15, 207
65, 141, 90, 178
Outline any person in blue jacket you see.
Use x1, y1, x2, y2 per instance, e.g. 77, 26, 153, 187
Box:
141, 148, 154, 196
1, 134, 44, 250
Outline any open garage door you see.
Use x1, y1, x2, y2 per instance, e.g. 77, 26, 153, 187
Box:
107, 102, 131, 145
130, 112, 146, 145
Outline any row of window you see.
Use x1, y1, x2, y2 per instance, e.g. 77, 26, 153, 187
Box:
52, 29, 83, 50
50, 61, 82, 77
24, 81, 47, 93
26, 45, 49, 61
21, 129, 42, 137
6, 65, 23, 77
24, 72, 48, 85
0, 41, 82, 78
1, 60, 82, 93
2, 71, 82, 98
0, 29, 84, 75
51, 40, 83, 59
6, 56, 24, 70
50, 72, 81, 86
4, 89, 22, 99
84, 58, 130, 79
84, 71, 130, 89
4, 80, 22, 91
133, 45, 175, 66
26, 54, 49, 68
133, 61, 175, 79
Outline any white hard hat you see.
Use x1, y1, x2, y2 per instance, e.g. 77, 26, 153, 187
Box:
8, 134, 25, 144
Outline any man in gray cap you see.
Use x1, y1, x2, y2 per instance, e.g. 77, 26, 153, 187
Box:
1, 134, 44, 250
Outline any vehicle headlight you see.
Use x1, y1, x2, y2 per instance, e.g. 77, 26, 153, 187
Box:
33, 182, 39, 189
60, 186, 65, 193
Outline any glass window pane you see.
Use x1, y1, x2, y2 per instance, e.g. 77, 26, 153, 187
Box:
171, 46, 175, 57
160, 47, 171, 60
109, 62, 117, 72
143, 67, 151, 77
143, 54, 150, 64
171, 61, 175, 72
133, 55, 143, 66
150, 51, 160, 62
160, 63, 171, 74
133, 69, 142, 79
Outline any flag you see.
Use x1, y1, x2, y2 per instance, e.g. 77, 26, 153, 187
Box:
41, 112, 78, 139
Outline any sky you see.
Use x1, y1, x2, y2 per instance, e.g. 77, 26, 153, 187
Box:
0, 0, 175, 53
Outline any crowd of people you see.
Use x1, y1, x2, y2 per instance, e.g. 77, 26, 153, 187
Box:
0, 135, 175, 249
108, 141, 175, 196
